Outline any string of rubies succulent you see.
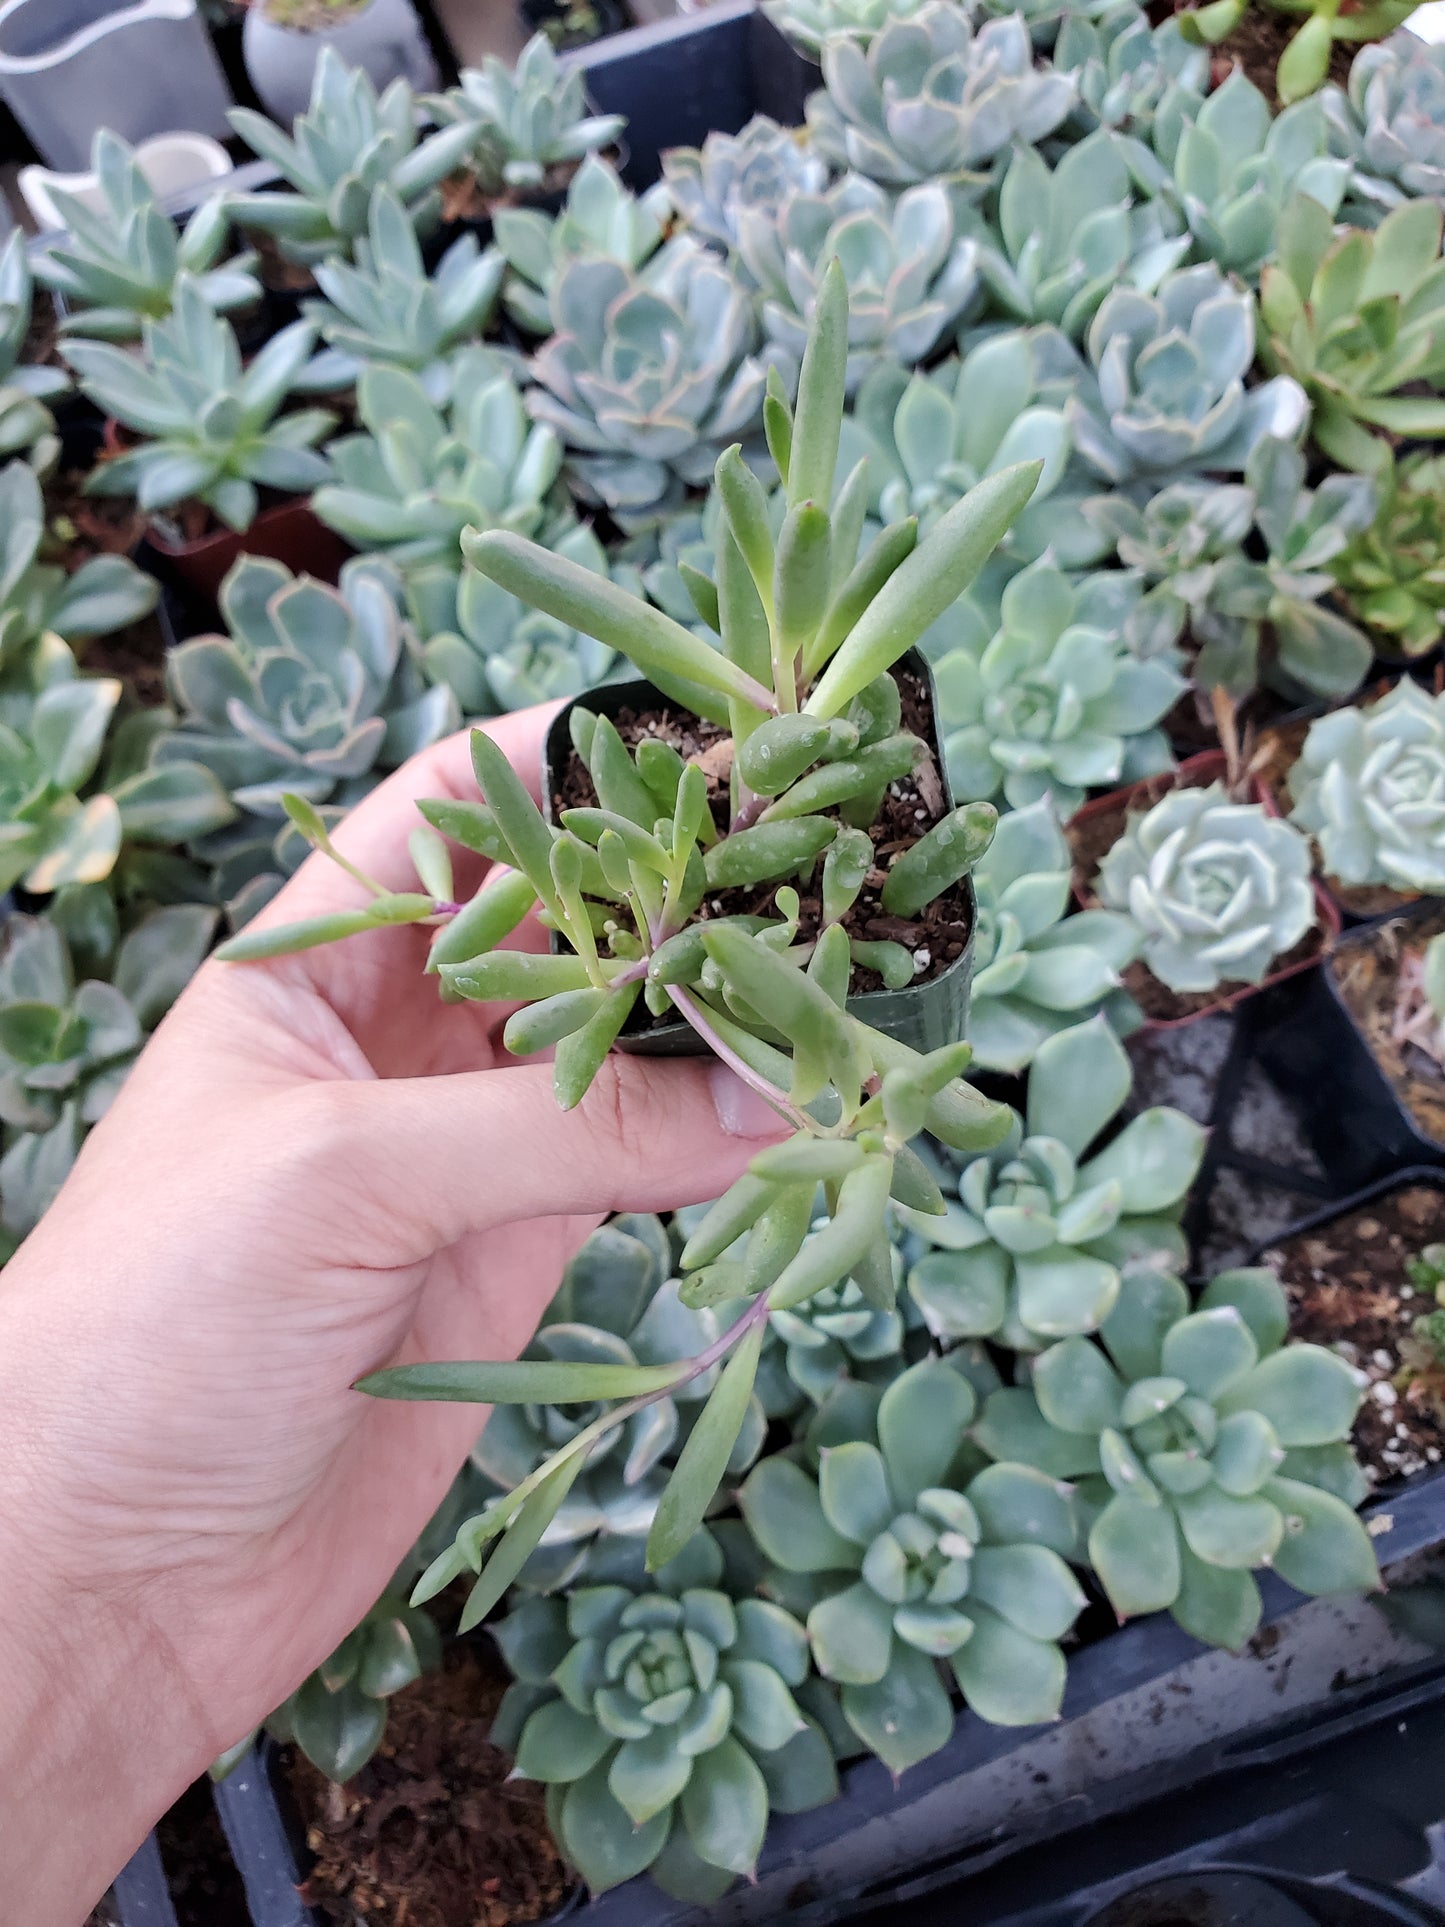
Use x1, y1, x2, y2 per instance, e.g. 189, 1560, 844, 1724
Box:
217, 264, 1041, 1626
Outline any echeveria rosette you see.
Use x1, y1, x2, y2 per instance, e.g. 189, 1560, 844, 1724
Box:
1258, 193, 1445, 478
805, 7, 1075, 195
421, 32, 624, 197
470, 1215, 765, 1594
906, 1017, 1204, 1352
741, 1357, 1086, 1772
975, 1267, 1378, 1650
528, 239, 771, 524
931, 558, 1184, 815
1067, 265, 1308, 487
736, 174, 981, 398
0, 231, 65, 475
1098, 782, 1317, 996
968, 797, 1142, 1074
1323, 31, 1445, 218
494, 155, 673, 339
419, 519, 635, 714
663, 118, 829, 255
1329, 451, 1445, 660
836, 336, 1096, 566
267, 1592, 443, 1785
1117, 68, 1351, 280
1053, 3, 1208, 136
1286, 680, 1445, 895
490, 1530, 837, 1901
764, 0, 932, 55
970, 131, 1189, 342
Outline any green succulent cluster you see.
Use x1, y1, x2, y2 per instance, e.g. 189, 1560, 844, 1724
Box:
764, 0, 932, 56
805, 6, 1076, 194
493, 155, 672, 337
1175, 0, 1416, 106
67, 279, 336, 535
663, 118, 829, 255
490, 1530, 838, 1900
1325, 30, 1445, 216
227, 47, 477, 265
151, 554, 457, 922
1053, 4, 1208, 134
976, 1266, 1378, 1648
0, 232, 69, 475
1329, 450, 1445, 658
906, 1018, 1203, 1351
266, 1590, 442, 1784
0, 900, 216, 1248
742, 1357, 1087, 1771
1259, 193, 1445, 476
1287, 679, 1445, 894
930, 557, 1183, 815
1098, 781, 1318, 994
423, 32, 625, 196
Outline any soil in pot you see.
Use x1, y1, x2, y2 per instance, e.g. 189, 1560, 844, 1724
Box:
247, 231, 320, 298
142, 1779, 252, 1927
287, 1639, 569, 1927
1251, 709, 1420, 923
1066, 761, 1329, 1023
1262, 1184, 1445, 1485
1151, 0, 1352, 95
80, 607, 171, 708
1330, 904, 1445, 1147
552, 662, 973, 1010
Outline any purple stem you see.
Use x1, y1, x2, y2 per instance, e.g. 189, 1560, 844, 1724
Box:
667, 984, 812, 1132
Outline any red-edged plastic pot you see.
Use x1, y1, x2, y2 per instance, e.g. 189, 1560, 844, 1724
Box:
541, 653, 977, 1060
1067, 751, 1341, 1032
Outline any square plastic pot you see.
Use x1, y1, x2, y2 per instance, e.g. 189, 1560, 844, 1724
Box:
1247, 907, 1445, 1194
541, 652, 977, 1059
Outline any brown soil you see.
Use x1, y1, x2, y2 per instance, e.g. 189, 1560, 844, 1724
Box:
46, 464, 148, 569
156, 1779, 252, 1927
1262, 1183, 1445, 1484
440, 159, 582, 226
288, 1641, 570, 1927
1161, 0, 1353, 97
23, 294, 62, 378
1331, 905, 1445, 1148
81, 608, 170, 708
248, 231, 318, 297
554, 664, 973, 1005
1249, 710, 1421, 924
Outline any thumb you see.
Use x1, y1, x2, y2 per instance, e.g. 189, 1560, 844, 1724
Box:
298, 1053, 790, 1260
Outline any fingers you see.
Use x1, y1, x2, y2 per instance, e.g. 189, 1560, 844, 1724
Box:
291, 1053, 790, 1264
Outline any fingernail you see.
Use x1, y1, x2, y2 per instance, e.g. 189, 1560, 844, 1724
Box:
710, 1064, 786, 1138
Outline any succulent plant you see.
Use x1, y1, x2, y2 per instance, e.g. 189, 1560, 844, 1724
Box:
805, 7, 1075, 194
1286, 679, 1445, 894
1053, 3, 1209, 134
1324, 31, 1445, 215
741, 1356, 1086, 1771
528, 238, 771, 522
762, 1271, 910, 1412
226, 48, 478, 265
152, 554, 457, 922
0, 902, 217, 1246
223, 264, 1033, 1621
416, 517, 634, 714
906, 1017, 1204, 1352
0, 231, 69, 475
1089, 435, 1376, 700
1118, 69, 1351, 280
422, 32, 625, 196
975, 0, 1124, 47
267, 1590, 443, 1784
299, 187, 504, 401
0, 460, 160, 685
737, 174, 980, 397
836, 336, 1084, 563
66, 279, 335, 534
930, 558, 1184, 814
313, 349, 564, 582
970, 130, 1190, 340
33, 132, 260, 345
459, 1215, 764, 1594
1175, 0, 1417, 107
1098, 780, 1317, 993
663, 118, 828, 256
763, 0, 932, 56
1067, 264, 1309, 486
1258, 193, 1445, 476
1329, 450, 1445, 658
494, 154, 672, 337
968, 797, 1142, 1074
976, 1266, 1378, 1649
489, 1531, 838, 1899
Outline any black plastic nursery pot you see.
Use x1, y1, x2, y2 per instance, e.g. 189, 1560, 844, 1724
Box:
542, 651, 978, 1058
1248, 905, 1445, 1194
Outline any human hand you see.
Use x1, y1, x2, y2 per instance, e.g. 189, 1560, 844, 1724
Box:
0, 705, 786, 1925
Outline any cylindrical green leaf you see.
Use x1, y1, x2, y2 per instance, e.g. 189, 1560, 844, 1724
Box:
681, 1171, 780, 1269
764, 365, 792, 488
418, 797, 511, 864
744, 1180, 818, 1295
750, 1136, 866, 1183
788, 255, 847, 511
767, 1154, 895, 1310
647, 1321, 765, 1570
217, 906, 395, 962
441, 950, 592, 1000
470, 727, 563, 921
774, 503, 832, 664
850, 939, 912, 989
881, 803, 998, 917
760, 733, 922, 823
704, 816, 837, 888
427, 869, 537, 971
408, 825, 453, 903
562, 807, 668, 872
808, 921, 851, 1010
716, 444, 776, 613
504, 986, 614, 1055
553, 980, 640, 1109
736, 715, 837, 797
358, 1356, 682, 1402
805, 518, 918, 680
823, 827, 874, 927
